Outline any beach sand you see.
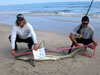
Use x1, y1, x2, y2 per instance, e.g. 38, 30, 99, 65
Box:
0, 24, 100, 75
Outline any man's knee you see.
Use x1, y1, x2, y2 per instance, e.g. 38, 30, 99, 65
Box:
27, 37, 34, 44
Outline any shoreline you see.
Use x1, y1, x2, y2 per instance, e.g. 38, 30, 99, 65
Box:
1, 22, 100, 43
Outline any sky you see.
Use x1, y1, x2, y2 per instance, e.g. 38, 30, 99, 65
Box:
0, 0, 100, 6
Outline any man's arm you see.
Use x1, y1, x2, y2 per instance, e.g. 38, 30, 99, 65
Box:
11, 26, 17, 56
69, 32, 79, 46
28, 24, 38, 50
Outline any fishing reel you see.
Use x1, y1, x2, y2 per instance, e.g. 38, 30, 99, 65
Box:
75, 34, 82, 39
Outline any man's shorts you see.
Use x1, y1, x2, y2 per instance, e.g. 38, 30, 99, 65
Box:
76, 38, 93, 45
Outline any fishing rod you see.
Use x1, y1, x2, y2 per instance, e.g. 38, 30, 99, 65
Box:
86, 0, 94, 16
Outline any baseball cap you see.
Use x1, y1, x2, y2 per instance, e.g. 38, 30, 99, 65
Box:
17, 14, 25, 20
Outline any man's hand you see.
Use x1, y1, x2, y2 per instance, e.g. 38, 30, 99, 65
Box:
33, 44, 38, 50
92, 38, 98, 47
93, 42, 98, 46
11, 49, 16, 56
74, 43, 80, 47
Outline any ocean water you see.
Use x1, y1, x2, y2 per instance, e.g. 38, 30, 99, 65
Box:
0, 1, 100, 17
0, 1, 100, 39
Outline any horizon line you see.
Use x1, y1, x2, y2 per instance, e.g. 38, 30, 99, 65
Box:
0, 1, 99, 6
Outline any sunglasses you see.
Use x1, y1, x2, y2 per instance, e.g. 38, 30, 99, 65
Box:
82, 23, 88, 25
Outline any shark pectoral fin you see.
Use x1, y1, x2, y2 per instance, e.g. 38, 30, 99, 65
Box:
28, 58, 35, 67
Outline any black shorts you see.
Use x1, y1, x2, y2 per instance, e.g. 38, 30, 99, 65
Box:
76, 38, 93, 45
